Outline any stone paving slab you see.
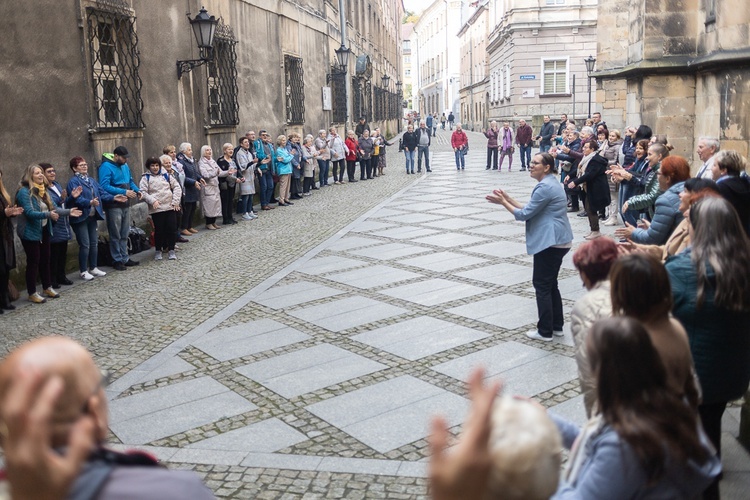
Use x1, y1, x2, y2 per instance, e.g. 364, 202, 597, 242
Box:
399, 251, 489, 272
324, 236, 384, 251
346, 242, 433, 261
370, 226, 441, 240
324, 265, 423, 289
351, 317, 489, 360
455, 262, 532, 287
396, 201, 450, 212
192, 320, 310, 362
445, 294, 540, 330
462, 240, 529, 258
300, 255, 369, 275
350, 220, 396, 233
136, 356, 195, 384
253, 281, 345, 310
186, 418, 308, 452
306, 376, 468, 453
379, 278, 489, 307
375, 212, 446, 224
409, 232, 488, 248
430, 205, 493, 217
234, 344, 387, 398
287, 296, 409, 332
420, 218, 490, 230
466, 223, 526, 238
110, 377, 257, 444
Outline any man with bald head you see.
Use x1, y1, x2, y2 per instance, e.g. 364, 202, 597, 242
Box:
0, 337, 214, 499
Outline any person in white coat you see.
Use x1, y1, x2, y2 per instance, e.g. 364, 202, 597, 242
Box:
139, 157, 182, 260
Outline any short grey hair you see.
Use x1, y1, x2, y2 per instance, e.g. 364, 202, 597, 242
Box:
455, 122, 462, 127
698, 137, 720, 153
159, 154, 172, 165
581, 126, 595, 138
178, 142, 191, 153
200, 145, 212, 157
222, 143, 233, 151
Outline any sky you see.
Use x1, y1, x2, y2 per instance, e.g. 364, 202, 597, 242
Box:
403, 0, 433, 16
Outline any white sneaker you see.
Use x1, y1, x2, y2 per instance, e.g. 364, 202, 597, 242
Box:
584, 231, 602, 240
168, 250, 177, 260
553, 329, 564, 337
90, 267, 106, 277
526, 330, 553, 342
80, 271, 95, 281
603, 216, 619, 226
242, 213, 253, 220
249, 212, 258, 219
154, 251, 163, 261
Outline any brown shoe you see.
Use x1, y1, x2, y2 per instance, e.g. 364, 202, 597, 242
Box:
180, 229, 192, 237
188, 228, 199, 234
206, 225, 216, 230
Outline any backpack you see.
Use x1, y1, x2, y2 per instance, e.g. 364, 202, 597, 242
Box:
97, 236, 113, 267
127, 225, 150, 255
144, 172, 170, 183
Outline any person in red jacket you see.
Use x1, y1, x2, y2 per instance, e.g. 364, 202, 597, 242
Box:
516, 119, 534, 171
451, 123, 469, 170
344, 130, 359, 183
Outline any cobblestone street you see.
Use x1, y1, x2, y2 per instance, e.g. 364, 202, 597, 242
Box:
3, 128, 749, 498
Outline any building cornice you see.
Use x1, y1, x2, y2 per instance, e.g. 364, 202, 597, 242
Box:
487, 19, 597, 53
459, 77, 489, 93
458, 5, 488, 37
594, 47, 750, 79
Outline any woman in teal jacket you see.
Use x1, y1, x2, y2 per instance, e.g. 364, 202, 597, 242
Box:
16, 164, 80, 303
275, 135, 294, 206
666, 197, 750, 497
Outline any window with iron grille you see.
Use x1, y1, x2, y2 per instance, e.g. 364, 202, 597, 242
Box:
352, 77, 362, 120
373, 87, 382, 121
330, 67, 347, 123
86, 3, 144, 129
362, 80, 372, 121
284, 55, 305, 124
207, 23, 239, 126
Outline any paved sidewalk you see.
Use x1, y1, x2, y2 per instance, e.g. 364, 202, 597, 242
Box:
3, 128, 749, 498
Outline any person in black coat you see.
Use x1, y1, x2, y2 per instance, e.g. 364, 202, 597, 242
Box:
566, 139, 611, 240
402, 123, 419, 174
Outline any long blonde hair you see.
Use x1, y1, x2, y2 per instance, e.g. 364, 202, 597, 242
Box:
0, 169, 10, 205
18, 164, 53, 208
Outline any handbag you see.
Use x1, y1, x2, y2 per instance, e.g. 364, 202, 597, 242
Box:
8, 281, 19, 302
374, 145, 380, 156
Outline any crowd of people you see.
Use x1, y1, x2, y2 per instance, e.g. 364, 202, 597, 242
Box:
1, 111, 749, 498
481, 110, 750, 498
0, 119, 399, 308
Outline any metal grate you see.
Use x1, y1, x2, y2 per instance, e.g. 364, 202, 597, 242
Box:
330, 68, 347, 124
207, 23, 239, 126
352, 77, 362, 120
284, 55, 305, 124
86, 6, 144, 129
363, 80, 372, 121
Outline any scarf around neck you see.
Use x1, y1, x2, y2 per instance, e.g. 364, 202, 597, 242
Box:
32, 181, 46, 199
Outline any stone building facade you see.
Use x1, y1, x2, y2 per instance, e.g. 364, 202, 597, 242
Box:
413, 0, 464, 118
458, 2, 490, 132
402, 22, 415, 111
485, 0, 597, 129
595, 0, 750, 167
0, 0, 403, 189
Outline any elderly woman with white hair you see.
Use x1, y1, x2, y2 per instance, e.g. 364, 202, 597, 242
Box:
302, 134, 317, 195
197, 145, 224, 230
176, 142, 201, 236
314, 129, 331, 187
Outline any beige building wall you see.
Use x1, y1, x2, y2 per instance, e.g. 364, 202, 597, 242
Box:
458, 3, 489, 132
596, 0, 750, 168
485, 0, 598, 132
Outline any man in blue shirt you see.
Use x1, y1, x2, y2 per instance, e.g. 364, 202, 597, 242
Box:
99, 146, 141, 271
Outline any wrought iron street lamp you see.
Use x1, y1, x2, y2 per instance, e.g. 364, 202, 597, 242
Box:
584, 54, 596, 119
334, 45, 351, 74
381, 74, 390, 89
396, 80, 402, 95
177, 7, 219, 79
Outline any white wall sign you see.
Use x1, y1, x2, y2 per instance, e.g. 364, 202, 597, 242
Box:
521, 88, 535, 98
322, 87, 332, 111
